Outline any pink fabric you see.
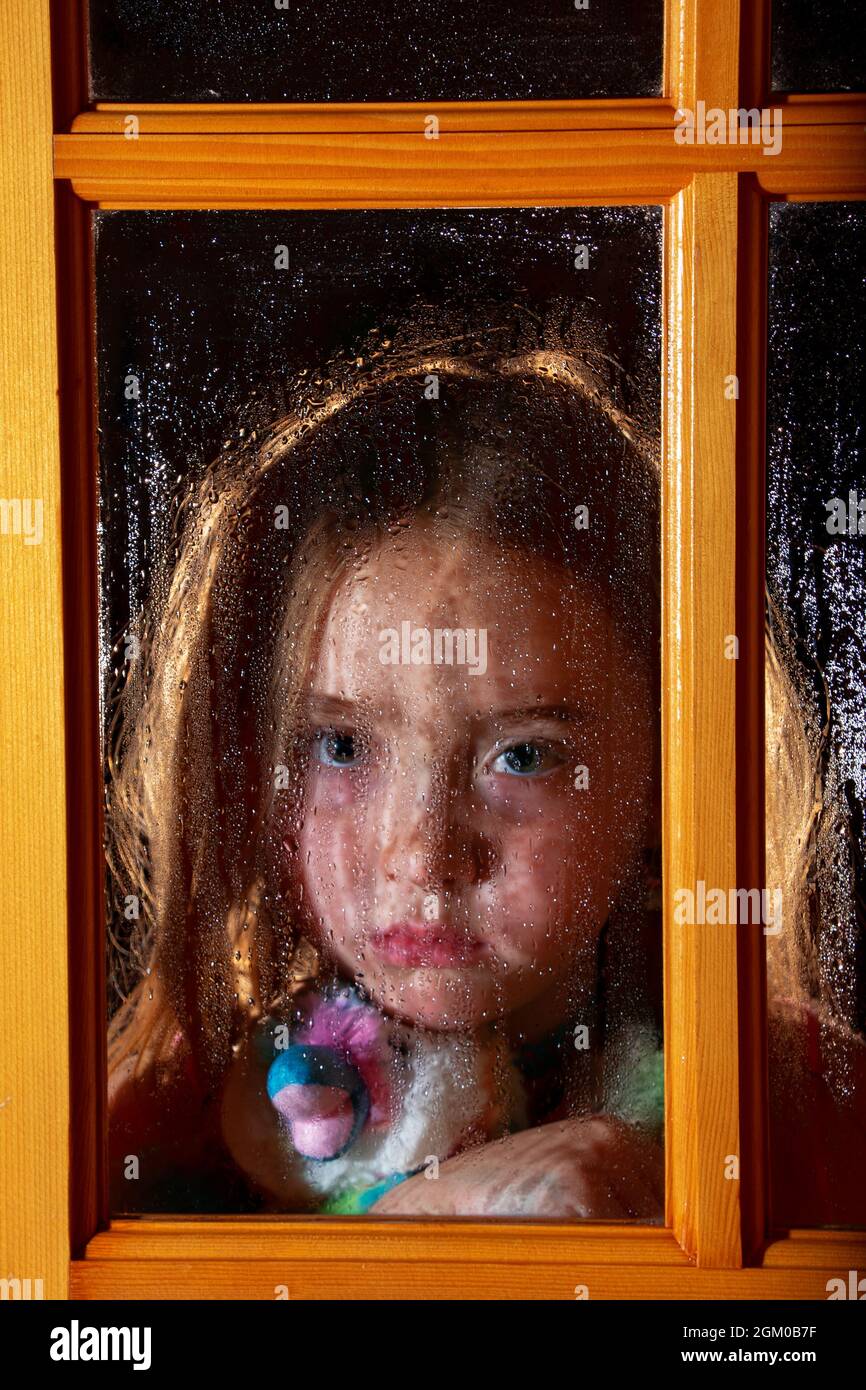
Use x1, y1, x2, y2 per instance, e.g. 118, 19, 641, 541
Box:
271, 1083, 356, 1158
294, 989, 394, 1127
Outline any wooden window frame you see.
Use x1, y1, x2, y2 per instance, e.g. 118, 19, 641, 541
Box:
1, 0, 864, 1299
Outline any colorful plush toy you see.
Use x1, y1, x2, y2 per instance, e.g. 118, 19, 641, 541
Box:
260, 984, 526, 1213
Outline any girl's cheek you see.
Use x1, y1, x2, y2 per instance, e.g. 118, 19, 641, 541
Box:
480, 772, 603, 828
492, 814, 610, 916
480, 777, 552, 821
299, 771, 368, 891
306, 764, 364, 814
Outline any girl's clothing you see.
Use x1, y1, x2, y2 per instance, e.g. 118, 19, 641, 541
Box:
768, 997, 866, 1228
109, 983, 664, 1215
111, 989, 866, 1226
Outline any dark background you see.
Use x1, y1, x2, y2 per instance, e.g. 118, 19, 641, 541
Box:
87, 0, 866, 102
771, 0, 865, 93
87, 0, 663, 102
94, 206, 663, 692
766, 201, 866, 1026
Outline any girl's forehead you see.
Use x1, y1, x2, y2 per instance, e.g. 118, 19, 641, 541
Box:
305, 531, 630, 709
329, 525, 600, 615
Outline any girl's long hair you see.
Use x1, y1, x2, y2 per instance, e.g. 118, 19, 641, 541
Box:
765, 601, 865, 1040
105, 294, 856, 1113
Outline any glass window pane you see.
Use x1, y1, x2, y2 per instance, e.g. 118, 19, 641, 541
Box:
97, 207, 664, 1218
88, 0, 664, 103
766, 201, 866, 1228
772, 0, 866, 93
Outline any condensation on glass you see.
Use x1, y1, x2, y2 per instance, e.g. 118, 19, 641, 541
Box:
97, 207, 663, 1217
88, 0, 663, 102
766, 202, 866, 1228
771, 0, 866, 93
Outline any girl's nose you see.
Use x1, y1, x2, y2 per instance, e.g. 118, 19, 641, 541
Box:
399, 822, 487, 890
379, 777, 492, 890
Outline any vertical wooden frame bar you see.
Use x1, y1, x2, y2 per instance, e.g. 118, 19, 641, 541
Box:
50, 0, 108, 1258
664, 174, 743, 1266
55, 181, 108, 1257
663, 0, 745, 1268
665, 0, 692, 112
669, 0, 742, 115
735, 174, 770, 1264
0, 0, 70, 1298
740, 0, 772, 110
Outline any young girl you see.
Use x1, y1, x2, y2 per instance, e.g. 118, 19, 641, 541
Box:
106, 302, 666, 1217
107, 300, 863, 1222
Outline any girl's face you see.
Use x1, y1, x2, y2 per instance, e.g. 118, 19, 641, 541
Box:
293, 519, 654, 1035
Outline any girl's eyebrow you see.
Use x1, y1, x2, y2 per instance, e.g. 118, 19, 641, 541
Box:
299, 693, 588, 725
484, 703, 588, 725
299, 691, 359, 720
300, 690, 403, 721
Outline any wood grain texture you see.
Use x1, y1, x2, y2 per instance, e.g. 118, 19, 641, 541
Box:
760, 1230, 866, 1268
75, 102, 683, 135
734, 175, 770, 1264
84, 1221, 688, 1265
664, 176, 742, 1267
72, 1225, 866, 1299
739, 0, 771, 111
69, 1258, 860, 1301
54, 124, 866, 208
72, 96, 866, 130
0, 0, 69, 1298
691, 0, 741, 113
757, 164, 866, 196
770, 94, 866, 122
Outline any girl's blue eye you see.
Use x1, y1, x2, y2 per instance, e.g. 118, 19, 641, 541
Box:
491, 742, 556, 777
314, 730, 362, 767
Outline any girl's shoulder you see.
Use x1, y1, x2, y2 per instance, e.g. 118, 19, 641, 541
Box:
108, 1039, 263, 1214
768, 995, 866, 1227
514, 1022, 664, 1134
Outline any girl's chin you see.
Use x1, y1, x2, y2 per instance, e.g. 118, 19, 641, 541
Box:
365, 970, 507, 1032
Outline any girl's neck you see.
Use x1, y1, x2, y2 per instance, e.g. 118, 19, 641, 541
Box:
503, 980, 577, 1047
315, 964, 580, 1048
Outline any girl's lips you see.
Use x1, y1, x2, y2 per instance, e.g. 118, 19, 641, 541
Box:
369, 923, 487, 968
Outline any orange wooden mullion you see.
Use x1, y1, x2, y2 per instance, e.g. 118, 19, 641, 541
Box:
663, 0, 743, 1270
734, 174, 771, 1265
0, 0, 70, 1299
663, 175, 742, 1268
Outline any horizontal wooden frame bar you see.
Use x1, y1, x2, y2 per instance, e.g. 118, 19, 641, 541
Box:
76, 101, 684, 135
757, 163, 866, 195
760, 1231, 866, 1269
71, 95, 866, 137
83, 1221, 686, 1265
78, 1222, 866, 1267
780, 191, 866, 203
71, 1224, 866, 1298
770, 94, 866, 123
68, 1262, 846, 1300
90, 196, 672, 212
71, 1226, 866, 1299
54, 124, 866, 207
